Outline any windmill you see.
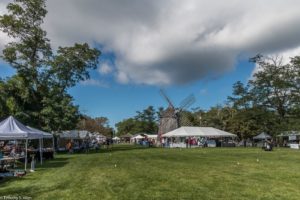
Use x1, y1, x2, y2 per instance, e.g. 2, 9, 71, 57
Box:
157, 89, 196, 142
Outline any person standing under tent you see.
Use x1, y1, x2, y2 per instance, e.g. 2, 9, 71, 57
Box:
185, 137, 188, 148
161, 137, 165, 148
66, 141, 73, 154
188, 137, 192, 148
10, 146, 16, 157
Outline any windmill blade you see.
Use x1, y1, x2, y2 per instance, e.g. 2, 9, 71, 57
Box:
160, 89, 175, 108
179, 94, 196, 111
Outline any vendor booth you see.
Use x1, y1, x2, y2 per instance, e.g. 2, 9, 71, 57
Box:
253, 132, 272, 148
130, 133, 156, 146
277, 131, 300, 149
146, 134, 158, 144
253, 132, 271, 140
131, 134, 145, 144
120, 133, 132, 143
112, 136, 120, 144
162, 126, 237, 148
57, 130, 80, 151
27, 126, 54, 161
0, 116, 45, 171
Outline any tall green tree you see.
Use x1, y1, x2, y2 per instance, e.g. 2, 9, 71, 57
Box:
0, 0, 101, 131
249, 55, 299, 132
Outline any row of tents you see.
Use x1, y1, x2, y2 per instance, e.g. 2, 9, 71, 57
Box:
121, 127, 300, 148
119, 127, 237, 142
59, 130, 106, 140
0, 116, 110, 171
123, 127, 298, 142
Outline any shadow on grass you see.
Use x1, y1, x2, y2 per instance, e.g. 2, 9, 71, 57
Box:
0, 157, 69, 185
99, 144, 154, 154
37, 157, 69, 170
68, 144, 154, 155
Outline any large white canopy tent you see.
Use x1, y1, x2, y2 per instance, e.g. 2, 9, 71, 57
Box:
0, 116, 45, 170
162, 126, 237, 138
162, 126, 236, 148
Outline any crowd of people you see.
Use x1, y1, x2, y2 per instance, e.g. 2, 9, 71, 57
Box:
65, 138, 115, 153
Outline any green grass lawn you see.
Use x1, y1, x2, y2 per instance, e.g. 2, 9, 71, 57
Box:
1, 145, 300, 200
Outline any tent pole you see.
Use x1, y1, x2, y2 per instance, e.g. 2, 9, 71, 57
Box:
39, 138, 43, 165
52, 136, 55, 153
25, 139, 28, 171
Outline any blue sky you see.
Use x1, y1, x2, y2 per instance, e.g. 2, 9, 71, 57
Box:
0, 57, 255, 127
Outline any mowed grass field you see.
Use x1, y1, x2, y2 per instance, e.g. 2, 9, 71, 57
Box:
1, 145, 300, 200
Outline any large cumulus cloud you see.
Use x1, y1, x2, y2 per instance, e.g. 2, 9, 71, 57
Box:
1, 0, 300, 85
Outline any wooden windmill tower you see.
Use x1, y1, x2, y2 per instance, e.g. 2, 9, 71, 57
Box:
157, 89, 196, 142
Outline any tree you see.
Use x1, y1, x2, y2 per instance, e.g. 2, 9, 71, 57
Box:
227, 81, 251, 109
77, 116, 113, 136
135, 106, 158, 133
225, 54, 300, 137
249, 55, 294, 120
116, 106, 159, 135
115, 118, 140, 136
0, 0, 101, 131
247, 55, 300, 133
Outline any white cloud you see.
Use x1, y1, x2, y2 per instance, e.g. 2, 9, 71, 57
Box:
80, 79, 109, 88
98, 62, 113, 75
250, 46, 300, 79
116, 71, 129, 84
1, 0, 300, 85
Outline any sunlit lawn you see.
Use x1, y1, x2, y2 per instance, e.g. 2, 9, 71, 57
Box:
0, 145, 300, 200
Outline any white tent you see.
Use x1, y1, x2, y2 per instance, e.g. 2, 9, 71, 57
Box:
130, 134, 145, 143
162, 126, 237, 138
146, 134, 158, 139
78, 130, 90, 139
112, 136, 120, 140
0, 116, 42, 139
0, 116, 44, 170
60, 130, 79, 139
27, 126, 53, 139
132, 135, 145, 139
253, 132, 272, 140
